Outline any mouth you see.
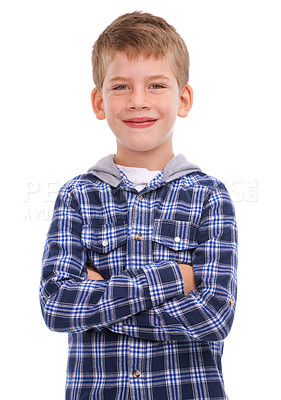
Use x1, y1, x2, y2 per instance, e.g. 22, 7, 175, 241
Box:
123, 117, 157, 129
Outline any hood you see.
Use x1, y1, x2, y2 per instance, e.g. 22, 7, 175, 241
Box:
87, 154, 201, 188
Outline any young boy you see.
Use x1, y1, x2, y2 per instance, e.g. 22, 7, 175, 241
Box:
40, 11, 237, 400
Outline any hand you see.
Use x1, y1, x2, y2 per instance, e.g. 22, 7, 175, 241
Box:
177, 263, 196, 296
87, 266, 104, 280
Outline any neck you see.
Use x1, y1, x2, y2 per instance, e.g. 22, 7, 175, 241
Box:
114, 148, 175, 171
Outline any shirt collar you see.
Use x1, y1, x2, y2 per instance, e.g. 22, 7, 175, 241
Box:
87, 154, 201, 188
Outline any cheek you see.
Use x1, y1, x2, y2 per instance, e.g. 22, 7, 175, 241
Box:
163, 99, 179, 123
104, 98, 123, 119
162, 94, 179, 113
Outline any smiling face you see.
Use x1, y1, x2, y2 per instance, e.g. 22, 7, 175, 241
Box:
91, 52, 193, 168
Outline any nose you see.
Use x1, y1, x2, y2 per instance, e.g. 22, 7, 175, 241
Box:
127, 88, 151, 111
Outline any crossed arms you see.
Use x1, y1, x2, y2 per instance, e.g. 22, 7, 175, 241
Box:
40, 182, 237, 342
87, 263, 196, 296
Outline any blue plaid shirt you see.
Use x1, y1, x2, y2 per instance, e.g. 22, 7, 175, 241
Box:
40, 154, 237, 400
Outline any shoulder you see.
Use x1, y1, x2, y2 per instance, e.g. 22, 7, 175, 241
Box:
60, 172, 106, 193
178, 171, 235, 216
54, 173, 108, 210
180, 170, 229, 194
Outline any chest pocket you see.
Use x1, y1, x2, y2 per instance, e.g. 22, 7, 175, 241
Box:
81, 222, 128, 278
81, 222, 127, 253
152, 219, 198, 263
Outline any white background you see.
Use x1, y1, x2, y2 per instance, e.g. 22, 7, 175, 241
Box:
1, 0, 280, 398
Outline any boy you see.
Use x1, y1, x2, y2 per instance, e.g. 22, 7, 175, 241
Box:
40, 11, 237, 400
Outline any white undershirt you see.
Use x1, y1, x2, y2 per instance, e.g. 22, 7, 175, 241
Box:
116, 164, 161, 192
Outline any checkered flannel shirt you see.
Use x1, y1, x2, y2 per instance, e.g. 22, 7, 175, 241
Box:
40, 154, 237, 400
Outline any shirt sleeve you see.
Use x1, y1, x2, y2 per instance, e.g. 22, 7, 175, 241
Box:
107, 182, 238, 342
39, 184, 184, 333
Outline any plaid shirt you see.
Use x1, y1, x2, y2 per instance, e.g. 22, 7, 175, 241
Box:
40, 154, 237, 400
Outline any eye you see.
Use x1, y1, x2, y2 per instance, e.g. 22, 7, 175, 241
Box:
113, 85, 129, 90
149, 84, 165, 89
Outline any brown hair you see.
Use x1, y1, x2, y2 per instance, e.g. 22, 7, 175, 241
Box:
91, 11, 190, 90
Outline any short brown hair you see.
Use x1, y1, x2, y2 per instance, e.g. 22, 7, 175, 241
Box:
91, 11, 190, 90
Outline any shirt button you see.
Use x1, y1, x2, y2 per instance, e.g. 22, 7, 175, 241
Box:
101, 240, 109, 247
139, 194, 144, 199
174, 236, 181, 243
229, 298, 234, 307
132, 369, 141, 378
135, 233, 142, 241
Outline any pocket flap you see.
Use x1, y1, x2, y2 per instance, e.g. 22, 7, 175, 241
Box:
81, 223, 127, 254
152, 219, 198, 251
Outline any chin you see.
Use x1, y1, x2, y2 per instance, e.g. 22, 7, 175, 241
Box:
128, 137, 167, 152
128, 144, 160, 152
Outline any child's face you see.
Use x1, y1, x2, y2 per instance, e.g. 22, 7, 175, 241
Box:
91, 52, 192, 162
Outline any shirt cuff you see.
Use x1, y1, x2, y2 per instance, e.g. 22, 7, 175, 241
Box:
142, 261, 184, 307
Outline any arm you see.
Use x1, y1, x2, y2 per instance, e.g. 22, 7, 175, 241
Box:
40, 184, 184, 333
87, 263, 196, 295
107, 182, 238, 342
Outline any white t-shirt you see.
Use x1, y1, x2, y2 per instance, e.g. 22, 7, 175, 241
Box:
116, 164, 161, 192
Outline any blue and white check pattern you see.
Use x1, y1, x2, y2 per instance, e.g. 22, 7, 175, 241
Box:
40, 155, 237, 400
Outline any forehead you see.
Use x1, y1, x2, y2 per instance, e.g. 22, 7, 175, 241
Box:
104, 51, 176, 81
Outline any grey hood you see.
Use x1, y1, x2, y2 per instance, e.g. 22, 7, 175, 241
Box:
87, 154, 201, 188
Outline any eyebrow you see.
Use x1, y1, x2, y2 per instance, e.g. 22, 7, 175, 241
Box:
108, 74, 171, 84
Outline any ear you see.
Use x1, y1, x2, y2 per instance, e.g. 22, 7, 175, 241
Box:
177, 84, 193, 118
91, 88, 106, 120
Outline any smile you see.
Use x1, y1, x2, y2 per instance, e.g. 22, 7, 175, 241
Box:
123, 117, 157, 129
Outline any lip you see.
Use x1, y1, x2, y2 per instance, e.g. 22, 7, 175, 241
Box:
123, 117, 157, 129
